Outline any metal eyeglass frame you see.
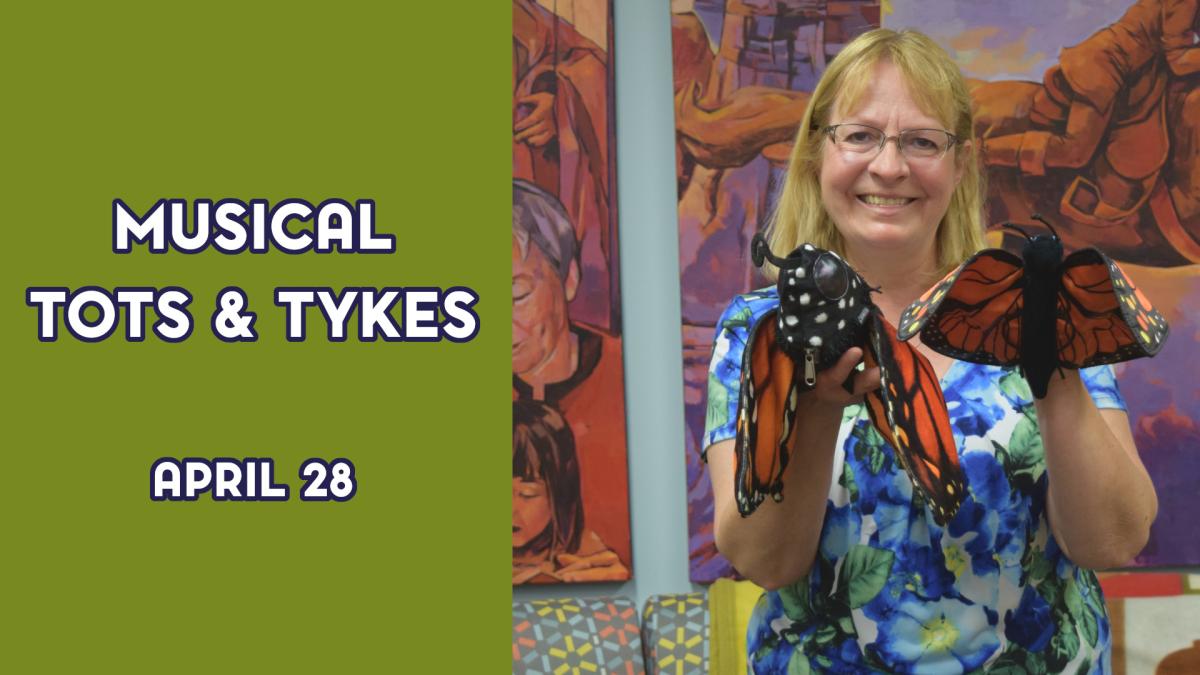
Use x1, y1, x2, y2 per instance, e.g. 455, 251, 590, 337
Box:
820, 123, 961, 160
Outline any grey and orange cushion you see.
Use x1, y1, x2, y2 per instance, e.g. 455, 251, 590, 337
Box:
512, 596, 645, 674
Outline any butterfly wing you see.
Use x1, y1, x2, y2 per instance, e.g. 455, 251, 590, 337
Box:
1056, 248, 1170, 367
865, 312, 965, 526
896, 257, 971, 340
898, 249, 1026, 367
733, 309, 801, 516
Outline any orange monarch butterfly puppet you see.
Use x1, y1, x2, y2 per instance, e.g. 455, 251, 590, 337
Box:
897, 214, 1169, 399
733, 233, 965, 526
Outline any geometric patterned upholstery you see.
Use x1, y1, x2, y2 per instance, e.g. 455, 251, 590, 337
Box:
640, 592, 709, 675
513, 596, 645, 674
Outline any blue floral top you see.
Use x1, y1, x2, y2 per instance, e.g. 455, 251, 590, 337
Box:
704, 288, 1124, 674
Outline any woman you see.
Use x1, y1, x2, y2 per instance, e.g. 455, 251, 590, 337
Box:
702, 29, 1158, 673
512, 399, 629, 584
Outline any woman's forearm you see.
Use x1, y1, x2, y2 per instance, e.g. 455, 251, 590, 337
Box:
707, 397, 843, 589
1035, 371, 1158, 569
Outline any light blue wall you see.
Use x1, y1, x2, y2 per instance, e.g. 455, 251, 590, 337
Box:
513, 0, 699, 609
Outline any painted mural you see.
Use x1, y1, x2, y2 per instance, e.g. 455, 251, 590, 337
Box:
677, 0, 1200, 581
513, 0, 632, 585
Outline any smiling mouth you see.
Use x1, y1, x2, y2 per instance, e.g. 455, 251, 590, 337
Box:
858, 194, 916, 207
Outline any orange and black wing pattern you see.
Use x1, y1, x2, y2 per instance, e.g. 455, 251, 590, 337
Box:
897, 249, 1025, 367
1057, 248, 1170, 368
865, 313, 964, 526
734, 310, 801, 516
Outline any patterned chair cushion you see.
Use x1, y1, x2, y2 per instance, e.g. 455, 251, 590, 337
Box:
513, 596, 645, 674
641, 592, 709, 675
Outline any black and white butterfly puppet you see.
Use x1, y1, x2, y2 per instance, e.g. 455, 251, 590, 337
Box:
730, 233, 966, 526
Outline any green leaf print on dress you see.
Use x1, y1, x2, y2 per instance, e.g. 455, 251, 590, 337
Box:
705, 371, 729, 433
837, 545, 895, 609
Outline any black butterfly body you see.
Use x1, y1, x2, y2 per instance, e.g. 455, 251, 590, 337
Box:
1015, 231, 1064, 399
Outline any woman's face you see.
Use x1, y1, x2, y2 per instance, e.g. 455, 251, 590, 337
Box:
819, 60, 963, 262
512, 477, 552, 548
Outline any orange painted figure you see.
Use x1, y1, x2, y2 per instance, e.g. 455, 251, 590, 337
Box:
513, 399, 629, 585
512, 0, 615, 330
511, 180, 632, 579
975, 0, 1200, 265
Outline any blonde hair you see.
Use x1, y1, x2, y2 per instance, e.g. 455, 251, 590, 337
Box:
765, 29, 986, 280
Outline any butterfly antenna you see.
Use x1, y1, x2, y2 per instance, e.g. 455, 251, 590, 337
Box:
1002, 222, 1032, 240
750, 231, 792, 270
1029, 213, 1061, 239
750, 232, 768, 267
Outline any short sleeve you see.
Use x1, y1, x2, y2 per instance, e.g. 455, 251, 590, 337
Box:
701, 295, 752, 458
1080, 364, 1126, 411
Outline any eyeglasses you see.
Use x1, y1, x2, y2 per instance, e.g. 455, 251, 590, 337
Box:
822, 123, 959, 160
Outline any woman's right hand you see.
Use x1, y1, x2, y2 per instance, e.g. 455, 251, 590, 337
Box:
807, 346, 881, 410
